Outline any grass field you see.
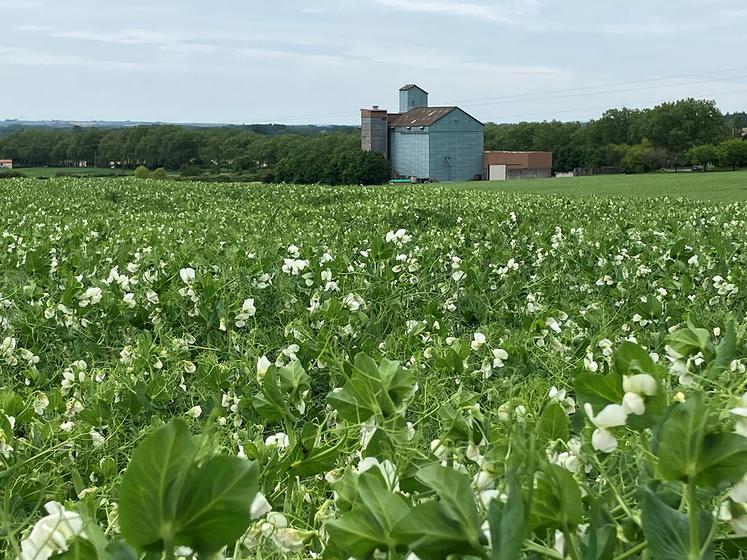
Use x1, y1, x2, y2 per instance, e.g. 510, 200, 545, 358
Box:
2, 177, 747, 559
451, 169, 747, 201
12, 167, 131, 178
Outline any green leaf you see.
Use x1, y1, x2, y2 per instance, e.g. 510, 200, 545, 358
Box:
325, 510, 389, 558
703, 320, 737, 379
176, 456, 259, 555
666, 325, 713, 359
580, 500, 616, 560
104, 542, 138, 560
327, 378, 377, 423
640, 485, 713, 560
325, 471, 410, 557
538, 402, 570, 443
695, 432, 747, 489
394, 501, 484, 559
488, 473, 526, 560
326, 353, 415, 423
614, 341, 664, 376
655, 392, 708, 482
118, 419, 197, 551
574, 373, 624, 411
530, 464, 583, 530
357, 471, 410, 537
289, 440, 343, 477
52, 538, 98, 560
415, 464, 482, 544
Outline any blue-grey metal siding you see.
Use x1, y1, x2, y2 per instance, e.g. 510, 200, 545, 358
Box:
428, 109, 484, 181
399, 88, 428, 113
389, 128, 430, 179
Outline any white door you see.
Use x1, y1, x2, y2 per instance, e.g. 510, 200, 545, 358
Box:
489, 164, 507, 181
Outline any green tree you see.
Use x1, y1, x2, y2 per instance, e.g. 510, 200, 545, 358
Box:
646, 98, 727, 162
687, 144, 719, 171
718, 139, 747, 171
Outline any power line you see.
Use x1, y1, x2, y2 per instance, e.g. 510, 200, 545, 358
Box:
239, 65, 747, 123
460, 74, 747, 109
449, 65, 747, 104
485, 87, 747, 122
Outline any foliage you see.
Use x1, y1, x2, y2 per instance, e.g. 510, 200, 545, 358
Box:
133, 165, 149, 179
688, 144, 720, 171
152, 167, 168, 180
717, 139, 747, 171
2, 177, 747, 559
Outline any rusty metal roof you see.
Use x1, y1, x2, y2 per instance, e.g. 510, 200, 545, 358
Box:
388, 107, 457, 127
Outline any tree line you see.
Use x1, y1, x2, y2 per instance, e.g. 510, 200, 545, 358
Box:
0, 97, 745, 182
485, 99, 747, 172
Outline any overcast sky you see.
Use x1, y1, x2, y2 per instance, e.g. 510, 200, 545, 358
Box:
1, 0, 745, 124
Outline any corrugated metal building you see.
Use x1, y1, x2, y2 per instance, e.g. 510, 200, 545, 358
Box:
484, 151, 553, 181
361, 85, 484, 181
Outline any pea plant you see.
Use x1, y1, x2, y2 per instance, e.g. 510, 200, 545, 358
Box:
2, 178, 747, 559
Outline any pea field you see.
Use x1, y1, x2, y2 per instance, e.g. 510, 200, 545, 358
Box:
3, 176, 747, 560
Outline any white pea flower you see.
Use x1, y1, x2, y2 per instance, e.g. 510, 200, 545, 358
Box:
430, 439, 450, 462
265, 433, 289, 451
729, 475, 747, 503
33, 394, 50, 416
471, 332, 486, 351
186, 405, 202, 419
622, 392, 646, 416
90, 430, 105, 448
492, 348, 508, 368
250, 492, 272, 519
584, 403, 628, 453
60, 421, 75, 432
78, 287, 102, 307
179, 268, 196, 284
730, 393, 747, 437
622, 374, 657, 396
235, 298, 256, 327
356, 457, 399, 491
342, 293, 365, 312
20, 502, 86, 560
257, 355, 272, 380
282, 259, 309, 276
122, 293, 136, 308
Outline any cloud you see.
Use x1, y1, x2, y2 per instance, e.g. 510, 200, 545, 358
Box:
235, 47, 347, 66
51, 29, 182, 45
16, 24, 53, 32
0, 0, 42, 7
373, 0, 539, 21
0, 46, 150, 70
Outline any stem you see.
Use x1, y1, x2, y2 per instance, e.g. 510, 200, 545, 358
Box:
687, 477, 700, 560
164, 539, 175, 560
523, 540, 564, 559
564, 528, 582, 560
613, 541, 648, 560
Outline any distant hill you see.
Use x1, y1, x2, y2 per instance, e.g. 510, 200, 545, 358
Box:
0, 120, 357, 137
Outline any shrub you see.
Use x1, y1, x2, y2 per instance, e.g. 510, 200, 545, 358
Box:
134, 165, 150, 179
180, 165, 204, 177
152, 168, 168, 180
0, 169, 24, 179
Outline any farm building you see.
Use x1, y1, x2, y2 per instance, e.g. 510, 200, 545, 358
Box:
483, 151, 552, 181
741, 127, 747, 140
361, 85, 484, 181
0, 159, 12, 169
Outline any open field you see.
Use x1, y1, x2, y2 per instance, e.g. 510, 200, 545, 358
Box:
11, 167, 131, 178
2, 177, 747, 559
451, 169, 747, 201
